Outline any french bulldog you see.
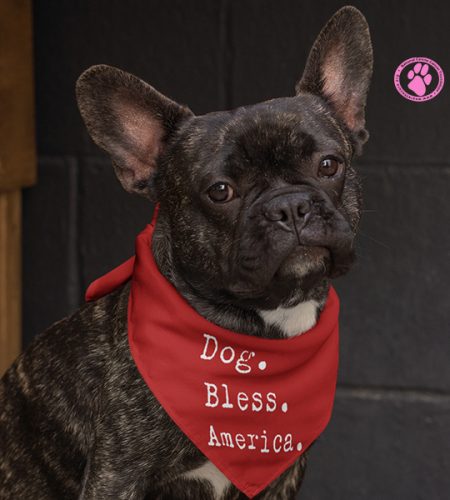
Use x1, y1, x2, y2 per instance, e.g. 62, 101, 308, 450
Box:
0, 5, 373, 499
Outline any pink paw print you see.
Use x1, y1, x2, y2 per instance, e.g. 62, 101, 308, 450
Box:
407, 63, 432, 96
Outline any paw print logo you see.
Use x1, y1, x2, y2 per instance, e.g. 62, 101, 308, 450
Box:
407, 63, 432, 97
394, 57, 444, 102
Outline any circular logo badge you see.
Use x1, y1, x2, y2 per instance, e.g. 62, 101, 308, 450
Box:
394, 57, 444, 102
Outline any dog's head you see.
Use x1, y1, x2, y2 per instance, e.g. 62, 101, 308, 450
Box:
76, 6, 372, 310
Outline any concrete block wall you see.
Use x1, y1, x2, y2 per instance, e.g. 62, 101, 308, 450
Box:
25, 1, 450, 498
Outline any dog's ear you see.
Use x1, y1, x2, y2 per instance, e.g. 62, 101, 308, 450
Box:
295, 6, 373, 149
76, 65, 193, 198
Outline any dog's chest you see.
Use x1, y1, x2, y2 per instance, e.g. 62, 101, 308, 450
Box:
183, 461, 231, 498
259, 299, 319, 337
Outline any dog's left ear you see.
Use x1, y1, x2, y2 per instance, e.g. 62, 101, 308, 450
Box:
76, 65, 193, 199
296, 6, 373, 150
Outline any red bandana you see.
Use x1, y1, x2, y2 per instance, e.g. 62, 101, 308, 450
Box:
86, 207, 340, 499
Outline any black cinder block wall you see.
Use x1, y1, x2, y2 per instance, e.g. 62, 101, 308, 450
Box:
25, 1, 450, 498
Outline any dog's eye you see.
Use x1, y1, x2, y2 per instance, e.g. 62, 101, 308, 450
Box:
318, 157, 342, 178
207, 182, 235, 203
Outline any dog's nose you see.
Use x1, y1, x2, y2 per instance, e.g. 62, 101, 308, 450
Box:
263, 194, 311, 228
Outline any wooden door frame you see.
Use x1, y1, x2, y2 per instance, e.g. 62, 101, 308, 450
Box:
0, 0, 36, 374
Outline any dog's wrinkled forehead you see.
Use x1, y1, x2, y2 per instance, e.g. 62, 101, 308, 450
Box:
183, 94, 352, 181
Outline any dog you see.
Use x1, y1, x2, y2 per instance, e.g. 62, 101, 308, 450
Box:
0, 6, 372, 499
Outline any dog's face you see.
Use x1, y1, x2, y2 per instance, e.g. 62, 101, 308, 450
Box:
77, 6, 372, 310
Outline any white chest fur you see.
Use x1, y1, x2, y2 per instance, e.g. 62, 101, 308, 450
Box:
183, 461, 231, 498
259, 299, 319, 337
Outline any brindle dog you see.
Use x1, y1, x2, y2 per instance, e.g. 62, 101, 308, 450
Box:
1, 6, 373, 499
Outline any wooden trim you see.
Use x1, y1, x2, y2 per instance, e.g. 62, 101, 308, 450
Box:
0, 0, 36, 191
0, 0, 36, 374
0, 191, 21, 374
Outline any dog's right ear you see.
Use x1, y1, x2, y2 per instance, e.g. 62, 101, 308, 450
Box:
295, 6, 373, 152
76, 65, 193, 199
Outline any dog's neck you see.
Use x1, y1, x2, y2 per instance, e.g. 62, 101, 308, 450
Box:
151, 213, 328, 339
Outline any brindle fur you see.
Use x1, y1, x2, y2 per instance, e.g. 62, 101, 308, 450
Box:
1, 286, 306, 499
1, 6, 372, 499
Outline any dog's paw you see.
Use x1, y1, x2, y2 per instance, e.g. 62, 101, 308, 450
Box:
407, 63, 432, 96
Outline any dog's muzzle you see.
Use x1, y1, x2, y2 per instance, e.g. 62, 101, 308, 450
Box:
236, 186, 355, 285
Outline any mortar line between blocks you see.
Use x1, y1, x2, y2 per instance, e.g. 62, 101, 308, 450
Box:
67, 156, 81, 312
337, 384, 450, 403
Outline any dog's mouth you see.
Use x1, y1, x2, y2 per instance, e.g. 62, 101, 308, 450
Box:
279, 245, 331, 273
226, 234, 354, 306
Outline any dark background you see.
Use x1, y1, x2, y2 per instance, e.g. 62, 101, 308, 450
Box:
25, 1, 450, 498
